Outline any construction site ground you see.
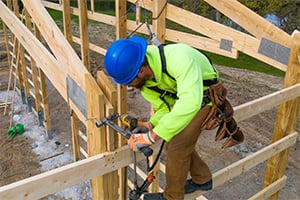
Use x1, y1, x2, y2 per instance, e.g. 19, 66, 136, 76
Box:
0, 25, 300, 199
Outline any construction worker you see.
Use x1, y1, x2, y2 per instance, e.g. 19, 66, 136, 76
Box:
104, 36, 243, 200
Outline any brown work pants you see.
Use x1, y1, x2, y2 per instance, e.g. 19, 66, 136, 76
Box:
164, 106, 212, 200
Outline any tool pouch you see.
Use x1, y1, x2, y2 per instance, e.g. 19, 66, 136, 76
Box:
201, 104, 223, 130
209, 81, 227, 106
201, 81, 230, 130
215, 118, 244, 148
201, 81, 244, 148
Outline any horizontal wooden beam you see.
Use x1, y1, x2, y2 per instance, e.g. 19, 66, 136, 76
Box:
44, 0, 287, 71
72, 36, 106, 55
43, 0, 286, 71
184, 132, 298, 199
165, 28, 238, 59
0, 141, 163, 199
234, 84, 300, 122
127, 0, 287, 71
248, 176, 286, 200
1, 130, 293, 200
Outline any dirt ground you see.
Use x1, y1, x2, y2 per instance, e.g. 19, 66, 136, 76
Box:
0, 23, 299, 200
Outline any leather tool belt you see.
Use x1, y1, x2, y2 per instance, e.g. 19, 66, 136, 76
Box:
201, 81, 244, 148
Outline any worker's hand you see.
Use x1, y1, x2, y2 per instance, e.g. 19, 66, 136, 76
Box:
128, 131, 156, 152
138, 121, 154, 131
132, 125, 149, 133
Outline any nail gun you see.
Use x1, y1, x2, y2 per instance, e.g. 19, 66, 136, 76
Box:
96, 113, 164, 200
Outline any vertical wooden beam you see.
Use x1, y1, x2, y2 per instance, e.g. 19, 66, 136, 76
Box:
3, 21, 12, 78
263, 31, 300, 199
115, 0, 128, 199
62, 0, 80, 161
19, 43, 30, 106
97, 71, 119, 199
135, 1, 141, 24
152, 0, 166, 42
34, 25, 51, 138
85, 73, 110, 200
62, 0, 72, 46
6, 0, 12, 10
24, 10, 42, 125
78, 0, 90, 72
12, 0, 25, 103
97, 71, 118, 150
32, 24, 43, 125
148, 0, 167, 193
91, 0, 94, 13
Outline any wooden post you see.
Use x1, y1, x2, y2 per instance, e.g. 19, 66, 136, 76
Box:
78, 0, 90, 72
85, 73, 110, 200
19, 42, 30, 106
3, 21, 12, 77
148, 0, 167, 193
24, 10, 42, 125
62, 0, 72, 46
97, 71, 118, 199
34, 25, 51, 138
12, 0, 24, 101
3, 37, 17, 116
116, 0, 128, 199
91, 0, 94, 13
62, 0, 80, 161
262, 31, 300, 199
97, 71, 118, 150
135, 1, 140, 24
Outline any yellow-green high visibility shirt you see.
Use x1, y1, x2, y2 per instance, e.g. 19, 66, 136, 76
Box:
141, 44, 219, 142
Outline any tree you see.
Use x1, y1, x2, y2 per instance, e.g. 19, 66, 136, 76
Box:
239, 0, 299, 34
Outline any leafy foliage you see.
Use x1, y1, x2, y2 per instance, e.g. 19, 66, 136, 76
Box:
238, 0, 299, 34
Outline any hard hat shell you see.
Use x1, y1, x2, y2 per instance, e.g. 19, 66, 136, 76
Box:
104, 36, 148, 84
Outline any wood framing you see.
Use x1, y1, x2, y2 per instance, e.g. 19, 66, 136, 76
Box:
62, 0, 72, 45
263, 31, 300, 199
1, 0, 299, 199
62, 0, 81, 161
21, 0, 88, 90
234, 83, 300, 122
204, 0, 292, 47
249, 176, 287, 200
0, 131, 296, 199
96, 71, 119, 199
78, 0, 90, 71
115, 0, 128, 199
184, 132, 298, 199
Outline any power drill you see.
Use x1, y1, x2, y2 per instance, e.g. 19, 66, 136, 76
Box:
119, 114, 138, 131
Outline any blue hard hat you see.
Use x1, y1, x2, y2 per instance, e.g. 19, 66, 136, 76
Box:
104, 36, 148, 84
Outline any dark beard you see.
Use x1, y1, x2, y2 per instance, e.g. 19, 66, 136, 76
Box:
134, 77, 147, 89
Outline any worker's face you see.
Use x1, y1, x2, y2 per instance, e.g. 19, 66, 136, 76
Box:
128, 65, 151, 89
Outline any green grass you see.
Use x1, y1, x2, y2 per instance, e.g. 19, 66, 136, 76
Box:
46, 8, 285, 77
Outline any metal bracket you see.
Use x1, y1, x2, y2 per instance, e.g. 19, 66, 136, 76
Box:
21, 89, 26, 104
258, 37, 290, 65
67, 75, 87, 118
27, 96, 32, 112
220, 38, 233, 52
38, 109, 44, 126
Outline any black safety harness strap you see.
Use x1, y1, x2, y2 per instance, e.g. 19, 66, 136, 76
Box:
148, 45, 218, 111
